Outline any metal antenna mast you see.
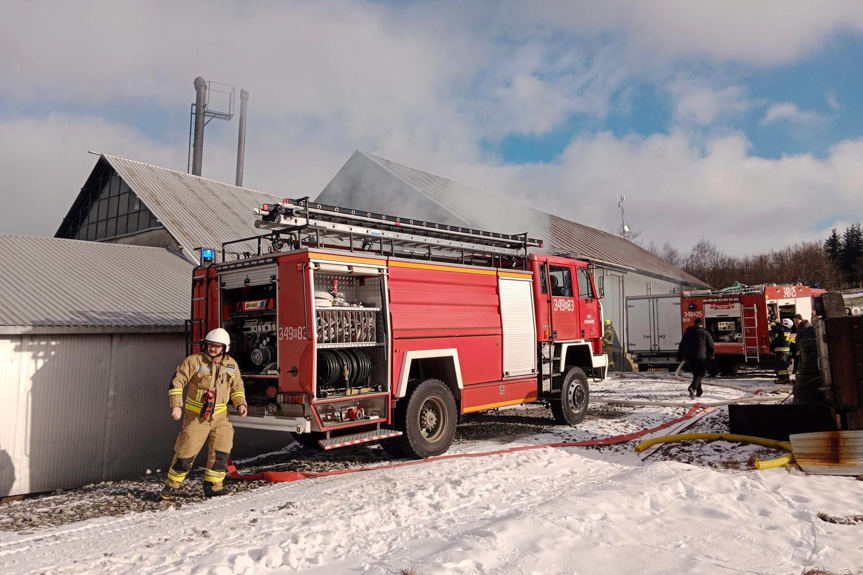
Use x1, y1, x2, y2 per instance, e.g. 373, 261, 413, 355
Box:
618, 195, 630, 238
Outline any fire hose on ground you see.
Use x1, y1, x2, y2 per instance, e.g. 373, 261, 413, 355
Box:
634, 433, 794, 470
228, 404, 703, 483
228, 388, 797, 483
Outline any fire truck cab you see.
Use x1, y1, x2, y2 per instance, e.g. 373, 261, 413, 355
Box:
188, 198, 608, 459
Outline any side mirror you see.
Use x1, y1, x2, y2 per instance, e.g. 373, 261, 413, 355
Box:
597, 274, 605, 299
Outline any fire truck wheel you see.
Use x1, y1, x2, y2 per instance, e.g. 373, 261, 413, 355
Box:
394, 378, 457, 459
551, 367, 590, 426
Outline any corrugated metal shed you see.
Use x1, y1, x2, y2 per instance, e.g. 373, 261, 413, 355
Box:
318, 151, 708, 288
0, 235, 191, 333
103, 155, 282, 263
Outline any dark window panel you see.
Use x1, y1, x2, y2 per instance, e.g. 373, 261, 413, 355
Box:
106, 218, 117, 237
118, 192, 129, 214
98, 179, 111, 202
127, 213, 138, 235
131, 195, 141, 212
117, 214, 128, 235
138, 209, 150, 230
87, 198, 99, 221
76, 226, 86, 240
108, 195, 119, 218
96, 220, 107, 239
98, 198, 108, 220
86, 224, 96, 241
109, 175, 120, 197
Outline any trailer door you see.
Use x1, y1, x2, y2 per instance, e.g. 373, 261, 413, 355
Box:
655, 296, 682, 352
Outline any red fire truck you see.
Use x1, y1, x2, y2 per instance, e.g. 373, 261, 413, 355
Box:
187, 198, 608, 458
680, 283, 824, 375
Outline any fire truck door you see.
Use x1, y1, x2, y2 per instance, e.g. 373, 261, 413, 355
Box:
576, 267, 600, 340
548, 264, 579, 340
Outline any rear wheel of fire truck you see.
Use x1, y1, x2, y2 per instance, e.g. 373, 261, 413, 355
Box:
551, 366, 590, 425
393, 378, 457, 459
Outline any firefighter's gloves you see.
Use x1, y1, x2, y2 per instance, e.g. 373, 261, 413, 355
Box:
238, 404, 248, 417
172, 407, 183, 420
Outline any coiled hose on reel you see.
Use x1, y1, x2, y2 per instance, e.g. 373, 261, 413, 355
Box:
317, 348, 371, 393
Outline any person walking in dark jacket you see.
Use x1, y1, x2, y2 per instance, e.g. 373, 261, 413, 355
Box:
677, 318, 715, 399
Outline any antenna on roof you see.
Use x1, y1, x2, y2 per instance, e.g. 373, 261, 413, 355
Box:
618, 195, 630, 238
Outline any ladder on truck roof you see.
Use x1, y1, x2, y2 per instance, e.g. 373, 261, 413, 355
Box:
240, 197, 544, 269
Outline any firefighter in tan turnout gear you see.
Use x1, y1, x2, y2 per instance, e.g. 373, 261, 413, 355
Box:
160, 328, 247, 500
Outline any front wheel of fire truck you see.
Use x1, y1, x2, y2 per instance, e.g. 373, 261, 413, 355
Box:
551, 366, 590, 426
393, 378, 457, 459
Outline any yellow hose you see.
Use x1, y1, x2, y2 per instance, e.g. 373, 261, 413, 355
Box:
753, 453, 794, 470
635, 432, 794, 470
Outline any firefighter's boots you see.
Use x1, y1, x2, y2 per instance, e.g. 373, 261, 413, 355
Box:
203, 482, 234, 498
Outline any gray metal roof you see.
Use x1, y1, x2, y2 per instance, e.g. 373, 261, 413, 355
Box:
102, 155, 282, 263
0, 235, 192, 332
318, 151, 707, 287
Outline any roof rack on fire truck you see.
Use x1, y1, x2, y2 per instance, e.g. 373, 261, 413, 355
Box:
684, 281, 765, 297
230, 197, 544, 269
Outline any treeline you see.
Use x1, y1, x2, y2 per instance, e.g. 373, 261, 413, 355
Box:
646, 224, 863, 290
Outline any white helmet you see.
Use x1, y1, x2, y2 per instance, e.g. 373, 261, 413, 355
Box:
204, 328, 231, 352
781, 318, 793, 329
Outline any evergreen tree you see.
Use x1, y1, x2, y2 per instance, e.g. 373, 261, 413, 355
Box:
824, 228, 842, 263
841, 224, 863, 286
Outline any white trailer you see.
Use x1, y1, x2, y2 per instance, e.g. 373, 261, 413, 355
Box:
626, 294, 681, 371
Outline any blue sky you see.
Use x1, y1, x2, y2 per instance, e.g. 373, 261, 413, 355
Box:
1, 1, 862, 256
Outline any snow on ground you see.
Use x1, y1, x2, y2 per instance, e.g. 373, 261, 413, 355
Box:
1, 373, 862, 575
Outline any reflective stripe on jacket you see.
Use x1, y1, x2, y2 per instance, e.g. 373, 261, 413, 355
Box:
169, 352, 246, 416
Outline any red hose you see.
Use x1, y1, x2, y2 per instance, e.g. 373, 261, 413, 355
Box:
228, 404, 703, 483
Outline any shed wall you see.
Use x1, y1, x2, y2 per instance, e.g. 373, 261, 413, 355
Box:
0, 333, 291, 497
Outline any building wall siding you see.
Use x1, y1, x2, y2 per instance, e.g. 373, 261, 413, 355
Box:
0, 334, 183, 496
0, 333, 294, 497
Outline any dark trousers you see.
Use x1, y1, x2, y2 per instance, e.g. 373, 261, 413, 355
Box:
688, 358, 706, 392
774, 352, 790, 382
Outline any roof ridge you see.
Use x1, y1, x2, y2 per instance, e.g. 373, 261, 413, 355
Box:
103, 154, 280, 198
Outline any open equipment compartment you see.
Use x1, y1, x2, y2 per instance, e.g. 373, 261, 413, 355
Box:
311, 263, 388, 403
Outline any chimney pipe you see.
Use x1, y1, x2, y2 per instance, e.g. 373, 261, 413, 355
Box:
191, 76, 207, 176
235, 89, 249, 187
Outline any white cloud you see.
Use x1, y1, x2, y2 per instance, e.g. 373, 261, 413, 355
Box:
826, 91, 842, 111
1, 0, 862, 263
503, 1, 863, 67
0, 115, 180, 236
669, 81, 751, 126
761, 103, 824, 125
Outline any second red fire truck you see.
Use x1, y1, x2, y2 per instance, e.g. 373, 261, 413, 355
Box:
188, 198, 608, 458
680, 283, 824, 374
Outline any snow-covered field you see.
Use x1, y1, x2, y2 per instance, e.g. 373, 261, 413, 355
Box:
1, 373, 862, 575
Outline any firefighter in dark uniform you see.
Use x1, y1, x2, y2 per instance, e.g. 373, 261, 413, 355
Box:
160, 328, 247, 499
771, 318, 793, 384
603, 319, 618, 371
